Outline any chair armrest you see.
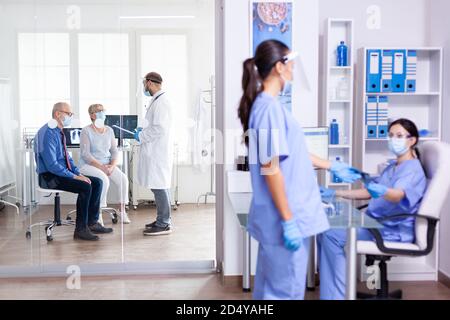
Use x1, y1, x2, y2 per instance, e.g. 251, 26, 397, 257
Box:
367, 214, 439, 257
374, 213, 439, 224
357, 204, 368, 210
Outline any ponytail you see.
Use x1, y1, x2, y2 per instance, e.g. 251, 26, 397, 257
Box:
237, 40, 290, 146
415, 147, 421, 161
238, 58, 262, 146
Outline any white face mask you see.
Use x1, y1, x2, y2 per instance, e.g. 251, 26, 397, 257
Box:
94, 119, 105, 129
388, 137, 410, 156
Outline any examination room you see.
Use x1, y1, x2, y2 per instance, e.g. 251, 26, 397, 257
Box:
1, 0, 450, 304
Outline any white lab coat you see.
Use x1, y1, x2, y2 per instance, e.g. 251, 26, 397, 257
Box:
192, 91, 211, 173
137, 91, 174, 189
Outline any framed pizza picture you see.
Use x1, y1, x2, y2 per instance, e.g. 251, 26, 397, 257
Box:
250, 0, 294, 111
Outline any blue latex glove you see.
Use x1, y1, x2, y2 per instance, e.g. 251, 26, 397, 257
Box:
320, 186, 336, 199
330, 161, 362, 183
134, 127, 143, 142
366, 182, 388, 199
281, 219, 302, 252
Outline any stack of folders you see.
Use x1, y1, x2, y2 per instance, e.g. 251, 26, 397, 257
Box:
366, 49, 417, 93
366, 96, 389, 139
406, 50, 417, 92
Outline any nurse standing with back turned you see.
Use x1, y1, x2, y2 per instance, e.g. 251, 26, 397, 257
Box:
238, 40, 361, 300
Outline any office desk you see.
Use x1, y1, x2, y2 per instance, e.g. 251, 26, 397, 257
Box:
228, 192, 382, 300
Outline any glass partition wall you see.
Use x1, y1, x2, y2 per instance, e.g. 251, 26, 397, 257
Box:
0, 0, 216, 277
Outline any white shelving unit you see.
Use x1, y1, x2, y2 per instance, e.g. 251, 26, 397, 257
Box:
355, 47, 443, 281
321, 19, 354, 190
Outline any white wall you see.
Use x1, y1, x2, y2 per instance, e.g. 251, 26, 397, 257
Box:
0, 0, 215, 205
319, 0, 428, 49
428, 0, 450, 279
220, 0, 319, 276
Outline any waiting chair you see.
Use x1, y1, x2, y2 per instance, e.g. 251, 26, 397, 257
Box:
356, 141, 450, 299
26, 187, 76, 241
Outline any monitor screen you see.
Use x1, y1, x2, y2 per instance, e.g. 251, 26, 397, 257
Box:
105, 115, 138, 139
303, 127, 329, 160
63, 128, 82, 147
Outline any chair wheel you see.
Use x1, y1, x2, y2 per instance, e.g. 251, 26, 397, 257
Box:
66, 216, 72, 221
26, 231, 31, 239
112, 218, 118, 224
47, 235, 53, 242
133, 206, 137, 210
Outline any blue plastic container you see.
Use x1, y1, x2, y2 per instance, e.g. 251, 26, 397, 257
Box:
332, 157, 343, 183
330, 119, 340, 145
337, 41, 348, 67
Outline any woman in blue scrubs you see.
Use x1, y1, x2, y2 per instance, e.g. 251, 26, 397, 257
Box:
319, 118, 427, 300
237, 40, 360, 300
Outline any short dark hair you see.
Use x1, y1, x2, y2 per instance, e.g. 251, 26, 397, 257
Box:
145, 72, 163, 84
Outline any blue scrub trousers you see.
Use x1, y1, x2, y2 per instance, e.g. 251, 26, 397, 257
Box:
317, 229, 374, 300
253, 237, 310, 300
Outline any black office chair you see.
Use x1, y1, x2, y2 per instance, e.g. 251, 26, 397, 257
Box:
356, 142, 450, 299
26, 186, 76, 242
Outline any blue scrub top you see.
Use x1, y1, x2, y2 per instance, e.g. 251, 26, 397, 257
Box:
367, 159, 427, 243
247, 92, 330, 246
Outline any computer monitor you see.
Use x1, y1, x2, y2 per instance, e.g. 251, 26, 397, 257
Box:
63, 128, 82, 148
105, 115, 138, 140
303, 127, 329, 160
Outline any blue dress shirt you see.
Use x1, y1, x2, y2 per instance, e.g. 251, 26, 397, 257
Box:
34, 124, 80, 179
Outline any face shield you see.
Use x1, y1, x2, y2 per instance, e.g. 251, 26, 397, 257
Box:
136, 78, 150, 98
281, 51, 311, 93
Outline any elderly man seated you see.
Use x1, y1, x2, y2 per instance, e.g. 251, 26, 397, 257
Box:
34, 102, 113, 241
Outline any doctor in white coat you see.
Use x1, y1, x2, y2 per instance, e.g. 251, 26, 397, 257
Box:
135, 72, 174, 236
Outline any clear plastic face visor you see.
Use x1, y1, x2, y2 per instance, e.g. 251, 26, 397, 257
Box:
281, 51, 300, 81
281, 51, 311, 91
136, 78, 148, 98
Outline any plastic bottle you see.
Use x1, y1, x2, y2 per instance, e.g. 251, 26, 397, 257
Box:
337, 41, 348, 66
332, 157, 343, 183
336, 77, 349, 100
330, 119, 340, 145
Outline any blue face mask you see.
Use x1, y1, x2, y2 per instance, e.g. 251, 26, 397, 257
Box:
143, 87, 152, 97
143, 81, 153, 97
388, 138, 410, 156
281, 80, 292, 96
62, 114, 72, 127
95, 111, 106, 121
280, 72, 292, 97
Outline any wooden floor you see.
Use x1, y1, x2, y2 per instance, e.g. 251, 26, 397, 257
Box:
0, 203, 215, 266
1, 204, 450, 300
0, 274, 449, 300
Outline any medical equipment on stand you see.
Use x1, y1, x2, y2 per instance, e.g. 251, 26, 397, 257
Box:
0, 79, 20, 214
19, 128, 40, 212
197, 76, 216, 205
130, 142, 180, 210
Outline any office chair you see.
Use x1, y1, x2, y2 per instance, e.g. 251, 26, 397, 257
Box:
26, 187, 76, 242
356, 141, 450, 299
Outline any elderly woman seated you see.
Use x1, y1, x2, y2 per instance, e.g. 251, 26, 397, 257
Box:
79, 104, 131, 225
